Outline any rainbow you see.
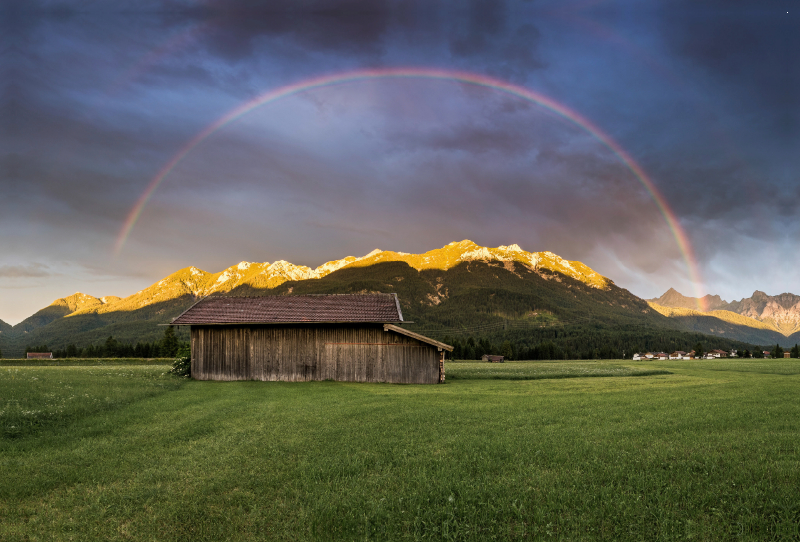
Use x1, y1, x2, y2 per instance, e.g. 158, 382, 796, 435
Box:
115, 67, 706, 308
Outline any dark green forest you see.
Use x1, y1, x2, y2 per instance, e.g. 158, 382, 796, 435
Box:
438, 326, 786, 361
23, 326, 187, 359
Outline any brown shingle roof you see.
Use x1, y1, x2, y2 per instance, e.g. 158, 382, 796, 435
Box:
170, 294, 404, 325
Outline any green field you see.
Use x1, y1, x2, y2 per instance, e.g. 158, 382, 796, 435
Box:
2, 360, 799, 541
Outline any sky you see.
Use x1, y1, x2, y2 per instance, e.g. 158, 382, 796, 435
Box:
1, 0, 798, 325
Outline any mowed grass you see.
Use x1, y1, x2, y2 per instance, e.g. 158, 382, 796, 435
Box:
446, 361, 671, 380
1, 364, 181, 438
0, 358, 172, 367
1, 360, 799, 541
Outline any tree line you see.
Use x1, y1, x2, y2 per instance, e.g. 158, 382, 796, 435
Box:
17, 321, 800, 362
445, 334, 800, 361
445, 335, 631, 361
767, 344, 800, 359
25, 327, 186, 359
440, 324, 783, 361
729, 344, 800, 359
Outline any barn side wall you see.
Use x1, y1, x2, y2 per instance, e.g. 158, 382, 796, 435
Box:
190, 324, 440, 384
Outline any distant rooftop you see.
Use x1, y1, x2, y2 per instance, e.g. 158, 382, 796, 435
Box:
170, 293, 404, 325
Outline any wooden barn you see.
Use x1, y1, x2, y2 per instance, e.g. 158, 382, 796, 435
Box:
481, 354, 504, 363
26, 352, 53, 359
170, 293, 452, 384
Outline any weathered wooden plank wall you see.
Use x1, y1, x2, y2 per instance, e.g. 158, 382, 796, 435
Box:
191, 324, 440, 384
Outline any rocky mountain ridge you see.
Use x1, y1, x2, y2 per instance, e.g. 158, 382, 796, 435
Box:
649, 288, 728, 312
649, 288, 800, 336
0, 241, 781, 357
7, 240, 613, 333
2, 240, 669, 358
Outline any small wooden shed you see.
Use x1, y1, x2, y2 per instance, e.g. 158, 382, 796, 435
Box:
170, 294, 452, 384
481, 354, 504, 363
27, 352, 53, 359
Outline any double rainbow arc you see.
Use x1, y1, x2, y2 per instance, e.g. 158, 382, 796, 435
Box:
115, 67, 704, 307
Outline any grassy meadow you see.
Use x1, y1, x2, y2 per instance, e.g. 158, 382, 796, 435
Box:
2, 359, 799, 541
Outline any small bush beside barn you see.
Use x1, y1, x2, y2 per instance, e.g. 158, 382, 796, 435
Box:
170, 294, 452, 384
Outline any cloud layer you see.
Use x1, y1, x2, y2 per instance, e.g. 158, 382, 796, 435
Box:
1, 1, 797, 323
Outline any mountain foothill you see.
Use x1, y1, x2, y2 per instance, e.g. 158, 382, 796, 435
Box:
1, 241, 796, 358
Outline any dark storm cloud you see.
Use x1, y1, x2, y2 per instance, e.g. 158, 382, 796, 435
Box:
659, 2, 799, 139
2, 0, 798, 321
448, 3, 544, 80
161, 0, 546, 82
645, 154, 777, 218
187, 0, 398, 61
2, 97, 194, 222
575, 3, 800, 275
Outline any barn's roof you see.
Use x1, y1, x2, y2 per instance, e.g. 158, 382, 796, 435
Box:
170, 293, 404, 325
383, 324, 453, 352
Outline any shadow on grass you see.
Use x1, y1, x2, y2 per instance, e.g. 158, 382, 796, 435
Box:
446, 366, 673, 381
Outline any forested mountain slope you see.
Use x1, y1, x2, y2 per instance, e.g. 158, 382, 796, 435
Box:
1, 242, 767, 358
230, 261, 760, 359
0, 319, 10, 356
13, 293, 120, 333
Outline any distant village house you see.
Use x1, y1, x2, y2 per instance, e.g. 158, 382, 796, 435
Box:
633, 350, 712, 361
26, 352, 53, 359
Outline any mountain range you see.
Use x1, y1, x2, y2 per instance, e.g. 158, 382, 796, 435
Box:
648, 288, 800, 342
1, 241, 793, 357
